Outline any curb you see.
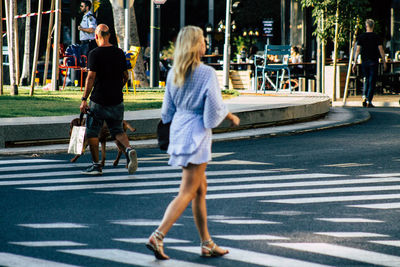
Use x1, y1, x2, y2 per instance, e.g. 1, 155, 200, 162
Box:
0, 107, 370, 157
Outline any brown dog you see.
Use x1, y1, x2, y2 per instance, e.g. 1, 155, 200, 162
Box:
69, 118, 136, 167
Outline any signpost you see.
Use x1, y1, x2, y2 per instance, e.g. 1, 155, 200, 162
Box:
150, 0, 166, 87
262, 18, 274, 44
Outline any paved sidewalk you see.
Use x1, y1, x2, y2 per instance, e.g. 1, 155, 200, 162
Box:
0, 91, 370, 156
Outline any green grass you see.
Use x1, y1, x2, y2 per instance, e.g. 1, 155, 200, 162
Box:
0, 86, 164, 117
0, 86, 238, 118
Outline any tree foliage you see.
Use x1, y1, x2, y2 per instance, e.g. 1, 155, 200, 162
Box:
300, 0, 371, 47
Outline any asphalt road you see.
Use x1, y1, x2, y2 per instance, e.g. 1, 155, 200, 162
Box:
1, 108, 400, 267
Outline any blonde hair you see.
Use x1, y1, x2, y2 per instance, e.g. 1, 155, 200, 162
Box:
366, 19, 375, 29
172, 26, 204, 87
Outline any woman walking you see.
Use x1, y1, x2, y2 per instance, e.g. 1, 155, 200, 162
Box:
146, 26, 240, 260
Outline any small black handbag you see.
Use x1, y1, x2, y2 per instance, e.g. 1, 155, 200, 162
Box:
157, 120, 171, 151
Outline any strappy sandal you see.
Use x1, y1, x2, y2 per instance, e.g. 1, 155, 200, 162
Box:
146, 230, 170, 260
201, 239, 229, 257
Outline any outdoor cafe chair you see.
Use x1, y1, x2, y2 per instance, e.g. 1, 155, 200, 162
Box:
255, 44, 292, 93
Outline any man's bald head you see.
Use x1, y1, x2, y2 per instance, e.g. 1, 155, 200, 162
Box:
95, 24, 110, 39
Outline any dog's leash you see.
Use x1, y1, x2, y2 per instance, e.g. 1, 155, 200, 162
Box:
79, 108, 93, 126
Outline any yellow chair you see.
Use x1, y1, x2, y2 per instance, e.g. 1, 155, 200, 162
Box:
125, 46, 141, 95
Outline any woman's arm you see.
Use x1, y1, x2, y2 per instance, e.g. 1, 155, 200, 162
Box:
225, 112, 240, 127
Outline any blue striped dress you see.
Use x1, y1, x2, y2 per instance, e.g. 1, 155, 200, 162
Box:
161, 63, 229, 167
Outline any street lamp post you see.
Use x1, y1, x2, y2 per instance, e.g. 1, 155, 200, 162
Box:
222, 0, 232, 90
150, 3, 161, 88
206, 24, 213, 55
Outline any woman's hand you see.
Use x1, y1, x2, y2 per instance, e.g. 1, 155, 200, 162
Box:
226, 112, 240, 127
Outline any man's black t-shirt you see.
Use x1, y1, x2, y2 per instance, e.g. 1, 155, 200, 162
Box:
88, 46, 127, 106
357, 32, 382, 62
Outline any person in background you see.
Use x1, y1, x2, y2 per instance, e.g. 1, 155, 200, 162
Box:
79, 0, 97, 58
80, 24, 137, 176
145, 26, 240, 260
352, 19, 387, 108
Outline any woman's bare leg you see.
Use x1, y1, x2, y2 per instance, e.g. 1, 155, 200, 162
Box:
157, 163, 206, 234
191, 168, 228, 255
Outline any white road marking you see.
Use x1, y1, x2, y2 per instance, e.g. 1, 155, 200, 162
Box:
0, 159, 62, 165
9, 241, 86, 247
347, 202, 400, 209
214, 234, 289, 240
0, 163, 89, 172
211, 219, 280, 224
18, 223, 89, 229
361, 173, 400, 177
0, 252, 79, 267
113, 238, 190, 243
270, 242, 400, 267
169, 246, 332, 267
21, 173, 345, 192
59, 249, 212, 267
370, 240, 400, 247
0, 165, 181, 180
314, 232, 389, 238
209, 185, 400, 200
315, 218, 384, 223
263, 211, 312, 216
110, 219, 182, 226
209, 159, 273, 165
322, 163, 373, 168
263, 193, 400, 204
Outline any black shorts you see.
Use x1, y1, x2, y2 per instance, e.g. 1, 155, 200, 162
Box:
86, 101, 124, 139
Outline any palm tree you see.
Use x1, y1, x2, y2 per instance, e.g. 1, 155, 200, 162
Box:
110, 0, 149, 86
20, 0, 31, 85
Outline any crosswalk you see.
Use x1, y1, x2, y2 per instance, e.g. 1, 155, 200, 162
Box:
1, 156, 400, 266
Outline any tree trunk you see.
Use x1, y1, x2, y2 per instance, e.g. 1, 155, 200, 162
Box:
20, 0, 31, 86
111, 1, 149, 87
5, 0, 18, 95
13, 0, 20, 85
129, 3, 148, 86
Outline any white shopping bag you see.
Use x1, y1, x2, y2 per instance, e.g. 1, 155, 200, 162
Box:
68, 126, 86, 155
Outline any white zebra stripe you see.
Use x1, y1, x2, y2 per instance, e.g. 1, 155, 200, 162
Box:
59, 249, 212, 267
110, 219, 182, 226
269, 243, 400, 267
169, 246, 332, 267
314, 232, 389, 238
8, 241, 86, 247
347, 202, 400, 209
214, 234, 290, 240
205, 185, 400, 200
0, 252, 79, 267
211, 219, 280, 224
113, 237, 190, 243
18, 223, 89, 229
262, 193, 400, 204
0, 159, 62, 165
0, 165, 181, 179
18, 173, 345, 191
315, 218, 384, 223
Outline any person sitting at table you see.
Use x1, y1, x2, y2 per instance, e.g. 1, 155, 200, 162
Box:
290, 46, 303, 76
290, 46, 302, 63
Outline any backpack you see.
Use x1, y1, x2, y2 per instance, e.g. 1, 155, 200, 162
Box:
65, 44, 82, 67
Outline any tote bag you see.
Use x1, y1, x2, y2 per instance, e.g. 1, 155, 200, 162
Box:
68, 126, 86, 155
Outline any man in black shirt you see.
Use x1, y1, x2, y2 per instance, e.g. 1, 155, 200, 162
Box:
80, 24, 137, 175
352, 19, 387, 107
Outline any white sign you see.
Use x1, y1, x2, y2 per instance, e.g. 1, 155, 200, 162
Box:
153, 0, 167, 4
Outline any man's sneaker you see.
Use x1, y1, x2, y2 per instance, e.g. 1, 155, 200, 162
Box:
127, 148, 138, 174
367, 103, 375, 108
81, 164, 102, 175
362, 99, 367, 107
